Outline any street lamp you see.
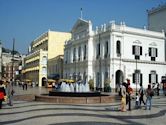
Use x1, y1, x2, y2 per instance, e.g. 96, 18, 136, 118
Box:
135, 58, 138, 94
11, 38, 15, 86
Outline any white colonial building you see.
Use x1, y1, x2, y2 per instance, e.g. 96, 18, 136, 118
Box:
63, 18, 166, 91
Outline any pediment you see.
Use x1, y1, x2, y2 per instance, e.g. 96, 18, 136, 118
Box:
72, 18, 89, 32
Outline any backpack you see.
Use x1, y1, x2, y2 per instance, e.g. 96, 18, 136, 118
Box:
139, 88, 144, 95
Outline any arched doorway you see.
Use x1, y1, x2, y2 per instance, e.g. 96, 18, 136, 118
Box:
115, 70, 124, 92
42, 77, 47, 86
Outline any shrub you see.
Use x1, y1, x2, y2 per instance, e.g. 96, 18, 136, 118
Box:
104, 78, 111, 92
88, 79, 94, 91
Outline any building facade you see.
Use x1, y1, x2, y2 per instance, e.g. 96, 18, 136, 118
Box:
48, 55, 64, 79
64, 19, 166, 91
148, 4, 166, 32
2, 51, 23, 81
23, 30, 71, 87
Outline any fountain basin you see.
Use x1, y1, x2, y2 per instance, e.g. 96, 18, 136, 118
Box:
35, 91, 120, 104
49, 91, 103, 97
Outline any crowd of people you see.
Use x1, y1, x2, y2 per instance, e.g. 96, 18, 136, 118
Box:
0, 78, 164, 110
120, 79, 161, 112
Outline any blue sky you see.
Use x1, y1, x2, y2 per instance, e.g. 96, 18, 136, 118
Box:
0, 0, 166, 54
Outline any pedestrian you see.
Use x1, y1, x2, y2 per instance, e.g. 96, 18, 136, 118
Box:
139, 84, 146, 107
7, 80, 15, 106
121, 82, 127, 112
22, 81, 25, 90
145, 84, 154, 110
126, 79, 133, 111
0, 80, 6, 109
25, 82, 28, 90
135, 93, 139, 109
52, 82, 55, 88
157, 83, 160, 96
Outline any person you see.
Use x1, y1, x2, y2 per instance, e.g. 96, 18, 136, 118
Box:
135, 93, 139, 109
7, 80, 15, 106
139, 84, 146, 107
121, 82, 127, 112
22, 81, 25, 90
145, 84, 153, 110
24, 82, 28, 90
118, 83, 122, 96
157, 83, 160, 96
126, 79, 133, 111
52, 82, 55, 88
0, 80, 6, 109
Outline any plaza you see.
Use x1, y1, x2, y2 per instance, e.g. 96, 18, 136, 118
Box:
0, 86, 166, 125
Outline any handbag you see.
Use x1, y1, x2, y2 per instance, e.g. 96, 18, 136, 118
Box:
150, 90, 154, 97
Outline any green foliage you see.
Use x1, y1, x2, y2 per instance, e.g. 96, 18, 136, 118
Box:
104, 78, 111, 92
88, 79, 94, 90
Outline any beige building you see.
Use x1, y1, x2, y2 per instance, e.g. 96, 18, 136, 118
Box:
23, 30, 71, 87
48, 55, 64, 79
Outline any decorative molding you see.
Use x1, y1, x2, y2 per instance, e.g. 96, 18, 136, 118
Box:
149, 42, 157, 46
133, 40, 142, 44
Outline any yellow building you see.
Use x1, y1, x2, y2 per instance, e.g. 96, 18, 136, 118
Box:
23, 30, 71, 87
48, 55, 64, 79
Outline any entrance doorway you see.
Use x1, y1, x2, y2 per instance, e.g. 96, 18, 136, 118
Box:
42, 77, 47, 86
115, 70, 124, 92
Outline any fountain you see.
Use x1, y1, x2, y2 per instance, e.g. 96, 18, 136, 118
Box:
35, 80, 116, 104
49, 81, 100, 97
59, 81, 90, 92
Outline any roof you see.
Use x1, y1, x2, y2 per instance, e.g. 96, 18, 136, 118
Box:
148, 3, 166, 15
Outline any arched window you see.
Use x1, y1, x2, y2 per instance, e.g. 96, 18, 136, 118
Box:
116, 40, 121, 56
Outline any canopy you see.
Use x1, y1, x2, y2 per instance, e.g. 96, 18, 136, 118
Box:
23, 79, 32, 82
59, 79, 75, 83
47, 79, 55, 82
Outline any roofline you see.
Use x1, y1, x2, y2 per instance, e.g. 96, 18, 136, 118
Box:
147, 3, 166, 15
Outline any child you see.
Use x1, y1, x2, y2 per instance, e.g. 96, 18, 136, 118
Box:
135, 93, 139, 109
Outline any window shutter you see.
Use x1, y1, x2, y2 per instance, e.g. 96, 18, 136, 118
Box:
140, 74, 142, 85
132, 46, 135, 55
149, 48, 151, 56
156, 48, 158, 57
156, 74, 158, 83
149, 74, 151, 83
140, 46, 142, 55
133, 73, 135, 83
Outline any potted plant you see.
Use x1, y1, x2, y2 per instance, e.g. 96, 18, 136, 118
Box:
88, 79, 94, 91
104, 78, 111, 92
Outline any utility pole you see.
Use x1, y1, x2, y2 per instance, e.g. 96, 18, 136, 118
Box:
98, 33, 101, 91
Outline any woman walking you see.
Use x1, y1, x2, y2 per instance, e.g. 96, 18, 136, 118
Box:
121, 82, 127, 112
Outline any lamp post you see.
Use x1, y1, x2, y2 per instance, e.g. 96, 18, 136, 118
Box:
135, 58, 138, 94
11, 38, 15, 86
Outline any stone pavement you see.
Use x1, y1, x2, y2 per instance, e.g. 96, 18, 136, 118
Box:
0, 86, 166, 125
